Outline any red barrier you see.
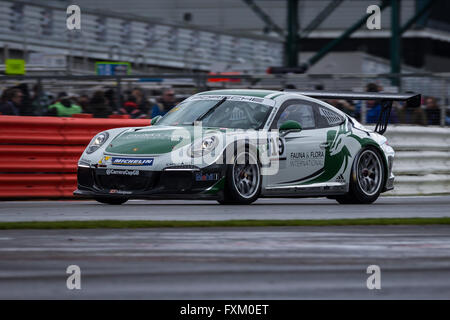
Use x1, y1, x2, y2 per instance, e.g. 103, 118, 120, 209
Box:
72, 113, 93, 118
0, 116, 149, 145
108, 114, 131, 119
0, 115, 150, 199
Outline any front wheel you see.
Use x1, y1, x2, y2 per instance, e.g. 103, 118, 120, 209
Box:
94, 197, 128, 205
335, 147, 385, 204
218, 149, 261, 205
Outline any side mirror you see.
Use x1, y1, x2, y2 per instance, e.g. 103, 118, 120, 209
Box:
151, 115, 162, 125
279, 120, 302, 136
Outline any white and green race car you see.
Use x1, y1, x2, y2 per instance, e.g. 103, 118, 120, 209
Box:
74, 89, 420, 205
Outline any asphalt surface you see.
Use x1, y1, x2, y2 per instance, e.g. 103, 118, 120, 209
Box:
1, 226, 450, 299
0, 196, 449, 222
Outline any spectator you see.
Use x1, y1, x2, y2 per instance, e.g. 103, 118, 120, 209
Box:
314, 84, 324, 91
0, 88, 22, 115
284, 84, 296, 90
119, 95, 147, 119
31, 84, 51, 116
328, 99, 355, 117
104, 89, 119, 112
424, 97, 441, 126
364, 83, 382, 124
77, 94, 90, 114
151, 88, 176, 118
354, 83, 398, 124
47, 92, 82, 117
131, 88, 150, 114
13, 83, 33, 115
88, 91, 113, 118
398, 95, 428, 126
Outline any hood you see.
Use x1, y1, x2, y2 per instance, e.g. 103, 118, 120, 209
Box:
105, 126, 222, 155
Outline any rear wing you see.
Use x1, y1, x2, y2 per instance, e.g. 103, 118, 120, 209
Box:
288, 91, 421, 135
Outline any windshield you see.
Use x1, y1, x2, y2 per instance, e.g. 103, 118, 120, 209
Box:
157, 98, 272, 129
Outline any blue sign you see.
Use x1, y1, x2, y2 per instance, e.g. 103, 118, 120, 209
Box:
96, 62, 130, 75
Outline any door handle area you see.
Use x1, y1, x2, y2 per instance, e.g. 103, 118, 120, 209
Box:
320, 142, 329, 149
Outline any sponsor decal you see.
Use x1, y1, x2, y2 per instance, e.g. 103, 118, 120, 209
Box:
98, 156, 111, 165
111, 157, 154, 166
123, 133, 168, 139
195, 173, 219, 181
189, 95, 275, 106
289, 151, 324, 167
109, 189, 133, 195
335, 174, 345, 183
106, 169, 139, 176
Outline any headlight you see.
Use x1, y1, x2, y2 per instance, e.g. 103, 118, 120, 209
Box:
86, 132, 109, 154
188, 136, 219, 158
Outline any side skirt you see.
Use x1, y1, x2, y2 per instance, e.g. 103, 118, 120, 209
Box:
261, 182, 348, 197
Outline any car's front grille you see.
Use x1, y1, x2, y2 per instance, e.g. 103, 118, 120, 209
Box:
94, 171, 157, 192
160, 171, 193, 191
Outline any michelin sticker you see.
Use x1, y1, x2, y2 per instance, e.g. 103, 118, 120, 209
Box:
111, 157, 154, 166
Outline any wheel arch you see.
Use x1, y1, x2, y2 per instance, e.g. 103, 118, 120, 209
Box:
351, 143, 388, 190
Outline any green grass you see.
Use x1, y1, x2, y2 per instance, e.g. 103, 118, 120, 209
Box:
0, 217, 449, 230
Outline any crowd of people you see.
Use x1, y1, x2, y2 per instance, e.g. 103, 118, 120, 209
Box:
315, 83, 444, 126
0, 82, 445, 126
0, 83, 178, 119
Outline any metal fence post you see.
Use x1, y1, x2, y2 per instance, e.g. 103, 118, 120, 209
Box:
361, 100, 367, 125
441, 78, 447, 127
116, 77, 122, 112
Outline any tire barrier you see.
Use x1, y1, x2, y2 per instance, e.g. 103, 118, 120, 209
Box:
0, 116, 150, 199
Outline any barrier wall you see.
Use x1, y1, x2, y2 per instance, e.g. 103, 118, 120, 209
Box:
0, 116, 150, 198
385, 126, 450, 195
0, 117, 449, 199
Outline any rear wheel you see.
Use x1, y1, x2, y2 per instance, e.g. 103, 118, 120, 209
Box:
218, 148, 261, 205
94, 197, 128, 205
335, 147, 385, 204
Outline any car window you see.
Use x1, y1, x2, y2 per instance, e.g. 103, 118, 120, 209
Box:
276, 104, 315, 129
317, 106, 345, 127
157, 99, 272, 130
201, 101, 272, 129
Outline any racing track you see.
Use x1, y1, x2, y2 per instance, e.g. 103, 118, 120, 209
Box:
1, 196, 449, 299
0, 196, 449, 222
1, 226, 450, 299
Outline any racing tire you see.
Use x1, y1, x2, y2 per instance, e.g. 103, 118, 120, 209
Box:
94, 197, 128, 205
218, 147, 261, 205
335, 147, 385, 205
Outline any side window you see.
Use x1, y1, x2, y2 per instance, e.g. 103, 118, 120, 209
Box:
276, 104, 315, 129
317, 106, 345, 128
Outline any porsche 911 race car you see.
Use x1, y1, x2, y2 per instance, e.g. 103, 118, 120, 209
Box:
74, 89, 420, 205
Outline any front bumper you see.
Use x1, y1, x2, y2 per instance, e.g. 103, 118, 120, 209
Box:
74, 164, 226, 200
